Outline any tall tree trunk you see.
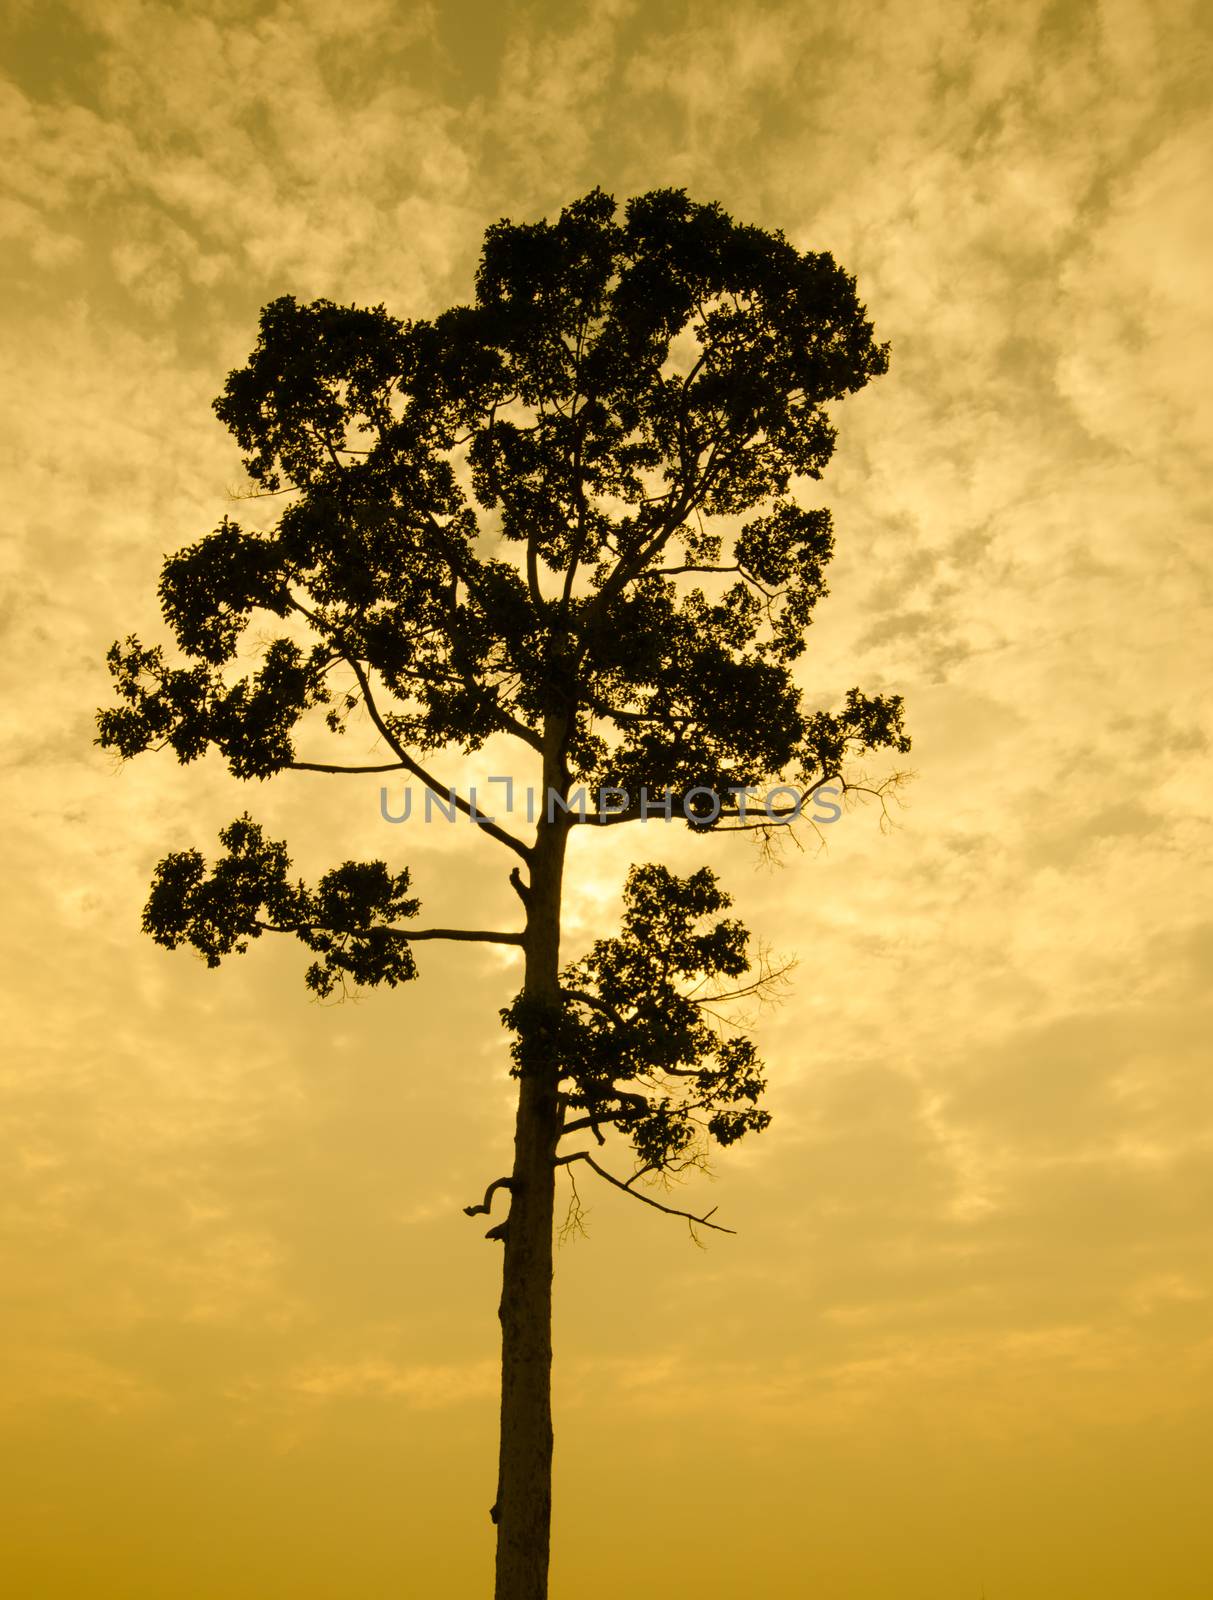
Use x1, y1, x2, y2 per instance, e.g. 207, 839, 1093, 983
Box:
493, 721, 569, 1600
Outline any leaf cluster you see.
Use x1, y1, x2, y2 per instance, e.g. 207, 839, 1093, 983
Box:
504, 864, 772, 1170
143, 816, 420, 998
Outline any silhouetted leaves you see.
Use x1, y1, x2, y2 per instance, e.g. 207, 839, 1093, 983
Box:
500, 865, 773, 1169
143, 816, 419, 997
100, 187, 903, 810
98, 188, 907, 1115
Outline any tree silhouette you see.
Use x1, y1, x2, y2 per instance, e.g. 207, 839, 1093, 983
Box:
98, 188, 909, 1600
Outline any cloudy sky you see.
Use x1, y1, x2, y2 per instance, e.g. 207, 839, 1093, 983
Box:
2, 0, 1211, 1594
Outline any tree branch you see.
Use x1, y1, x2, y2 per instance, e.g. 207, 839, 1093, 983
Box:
255, 921, 524, 946
568, 771, 874, 832
287, 760, 409, 775
463, 1176, 514, 1218
344, 655, 532, 861
554, 1151, 735, 1235
560, 1115, 609, 1140
649, 563, 740, 577
561, 987, 628, 1028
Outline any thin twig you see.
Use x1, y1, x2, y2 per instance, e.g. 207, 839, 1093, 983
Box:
555, 1151, 735, 1235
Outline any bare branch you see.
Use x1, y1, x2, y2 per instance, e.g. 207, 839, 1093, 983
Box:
649, 563, 740, 577
687, 953, 797, 1009
344, 655, 533, 862
287, 760, 409, 775
277, 591, 532, 856
463, 1177, 514, 1218
558, 1163, 589, 1244
254, 920, 524, 946
570, 770, 913, 835
554, 1151, 735, 1235
559, 1116, 609, 1139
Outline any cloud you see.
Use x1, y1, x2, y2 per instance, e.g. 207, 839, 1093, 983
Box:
1, 0, 1212, 1590
279, 1356, 498, 1406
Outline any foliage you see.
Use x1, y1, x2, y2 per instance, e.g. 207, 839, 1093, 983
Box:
142, 815, 419, 998
98, 185, 910, 1174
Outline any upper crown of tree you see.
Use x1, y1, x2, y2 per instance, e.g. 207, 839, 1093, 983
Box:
100, 186, 905, 813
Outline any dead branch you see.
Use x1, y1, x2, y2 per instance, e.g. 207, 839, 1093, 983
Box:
554, 1150, 735, 1236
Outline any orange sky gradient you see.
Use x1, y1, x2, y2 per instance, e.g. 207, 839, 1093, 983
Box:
2, 1, 1212, 1594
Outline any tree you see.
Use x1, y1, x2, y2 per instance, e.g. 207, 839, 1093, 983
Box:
97, 188, 909, 1600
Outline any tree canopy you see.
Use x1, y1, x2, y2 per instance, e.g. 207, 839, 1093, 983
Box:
99, 187, 907, 1174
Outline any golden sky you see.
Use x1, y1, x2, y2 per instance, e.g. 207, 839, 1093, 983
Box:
3, 0, 1212, 1594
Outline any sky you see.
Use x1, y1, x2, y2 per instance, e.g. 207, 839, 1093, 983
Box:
2, 0, 1212, 1594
